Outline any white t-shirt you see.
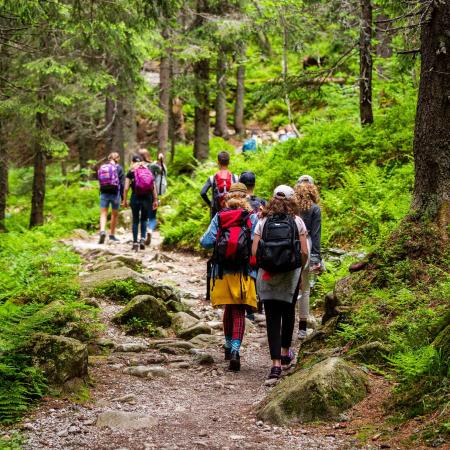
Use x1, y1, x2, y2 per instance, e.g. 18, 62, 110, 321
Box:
254, 215, 307, 237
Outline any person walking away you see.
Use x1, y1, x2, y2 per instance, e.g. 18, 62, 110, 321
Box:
242, 131, 259, 154
252, 185, 308, 380
138, 149, 167, 245
294, 174, 322, 339
122, 155, 158, 251
98, 152, 125, 244
200, 151, 238, 219
200, 183, 258, 372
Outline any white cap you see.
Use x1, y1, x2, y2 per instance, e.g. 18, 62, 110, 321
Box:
297, 174, 314, 185
273, 185, 295, 199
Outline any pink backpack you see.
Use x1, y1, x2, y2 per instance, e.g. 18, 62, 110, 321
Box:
134, 165, 154, 196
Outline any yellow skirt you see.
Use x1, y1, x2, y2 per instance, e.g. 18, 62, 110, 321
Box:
210, 273, 257, 308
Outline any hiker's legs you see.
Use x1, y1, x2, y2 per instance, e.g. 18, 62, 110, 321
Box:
223, 305, 233, 349
264, 300, 282, 364
230, 304, 246, 353
148, 207, 157, 232
130, 197, 140, 243
280, 301, 296, 353
99, 208, 108, 232
139, 199, 150, 240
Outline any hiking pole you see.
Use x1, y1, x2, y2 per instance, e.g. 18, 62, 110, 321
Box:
159, 155, 165, 194
206, 259, 211, 301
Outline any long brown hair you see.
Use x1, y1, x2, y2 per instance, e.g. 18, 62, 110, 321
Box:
260, 197, 297, 218
294, 183, 320, 212
225, 192, 251, 210
138, 148, 152, 163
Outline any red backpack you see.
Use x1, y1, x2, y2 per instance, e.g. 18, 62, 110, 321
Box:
213, 170, 233, 211
213, 208, 252, 276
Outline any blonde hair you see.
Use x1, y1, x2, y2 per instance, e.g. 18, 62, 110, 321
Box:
108, 152, 120, 163
225, 192, 251, 210
294, 182, 320, 212
138, 148, 151, 163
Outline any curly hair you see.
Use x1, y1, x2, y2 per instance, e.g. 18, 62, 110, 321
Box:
260, 197, 297, 218
225, 191, 251, 210
294, 182, 320, 212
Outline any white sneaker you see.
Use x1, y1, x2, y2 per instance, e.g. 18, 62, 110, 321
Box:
298, 329, 307, 340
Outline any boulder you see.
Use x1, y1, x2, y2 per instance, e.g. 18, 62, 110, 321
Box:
333, 275, 355, 304
118, 209, 132, 228
348, 341, 391, 364
113, 295, 171, 328
172, 312, 199, 334
96, 411, 157, 430
177, 322, 212, 340
123, 365, 168, 378
189, 334, 221, 348
29, 333, 88, 385
258, 357, 368, 425
109, 254, 143, 272
114, 343, 148, 353
193, 352, 215, 365
80, 267, 143, 293
71, 229, 90, 240
91, 261, 126, 272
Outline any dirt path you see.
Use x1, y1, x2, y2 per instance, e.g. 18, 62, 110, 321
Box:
21, 231, 369, 450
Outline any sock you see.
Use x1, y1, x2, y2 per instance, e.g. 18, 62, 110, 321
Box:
231, 339, 241, 353
224, 336, 232, 349
299, 320, 307, 331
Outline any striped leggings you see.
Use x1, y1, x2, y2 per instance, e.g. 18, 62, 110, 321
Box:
223, 304, 246, 341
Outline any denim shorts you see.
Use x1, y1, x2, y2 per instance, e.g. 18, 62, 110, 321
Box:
100, 192, 120, 210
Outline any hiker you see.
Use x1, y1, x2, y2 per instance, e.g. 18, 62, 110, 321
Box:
242, 131, 260, 153
252, 185, 309, 380
294, 174, 322, 339
98, 152, 125, 244
200, 151, 238, 219
122, 155, 158, 251
200, 183, 258, 372
239, 171, 266, 216
138, 148, 167, 245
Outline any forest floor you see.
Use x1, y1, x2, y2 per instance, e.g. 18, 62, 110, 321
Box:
19, 230, 416, 450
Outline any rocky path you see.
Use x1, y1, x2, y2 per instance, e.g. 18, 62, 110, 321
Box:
21, 231, 370, 450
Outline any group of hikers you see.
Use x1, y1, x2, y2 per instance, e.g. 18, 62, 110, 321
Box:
200, 151, 322, 379
97, 147, 322, 380
241, 125, 298, 153
97, 150, 167, 250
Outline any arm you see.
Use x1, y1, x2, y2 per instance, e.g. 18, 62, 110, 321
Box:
122, 178, 131, 207
200, 177, 212, 207
252, 234, 261, 257
200, 214, 219, 249
118, 165, 125, 200
310, 205, 322, 264
152, 182, 158, 210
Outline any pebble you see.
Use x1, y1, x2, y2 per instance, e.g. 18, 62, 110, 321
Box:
56, 429, 68, 437
264, 378, 279, 387
113, 394, 137, 403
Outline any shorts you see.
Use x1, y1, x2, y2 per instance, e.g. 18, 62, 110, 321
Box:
100, 192, 120, 210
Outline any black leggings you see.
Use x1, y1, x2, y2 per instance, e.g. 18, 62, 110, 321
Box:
264, 300, 297, 360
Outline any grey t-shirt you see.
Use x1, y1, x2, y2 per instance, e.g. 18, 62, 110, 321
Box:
255, 215, 307, 303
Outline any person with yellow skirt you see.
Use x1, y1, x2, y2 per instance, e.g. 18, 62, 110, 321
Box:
200, 183, 258, 372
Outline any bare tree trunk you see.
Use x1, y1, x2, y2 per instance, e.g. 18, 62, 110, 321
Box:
233, 44, 246, 135
30, 110, 47, 228
213, 47, 229, 139
158, 32, 171, 157
193, 58, 210, 161
359, 0, 374, 125
411, 0, 450, 231
375, 13, 392, 75
79, 135, 89, 181
123, 98, 137, 164
105, 87, 125, 161
172, 97, 186, 142
0, 119, 7, 232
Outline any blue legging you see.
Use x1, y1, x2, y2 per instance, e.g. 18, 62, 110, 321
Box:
147, 207, 157, 232
130, 194, 151, 242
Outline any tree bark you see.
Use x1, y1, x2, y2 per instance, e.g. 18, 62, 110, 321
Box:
214, 47, 229, 139
105, 87, 125, 161
0, 119, 7, 232
411, 0, 450, 231
233, 45, 246, 135
29, 111, 47, 228
193, 58, 210, 161
359, 0, 373, 125
158, 32, 171, 157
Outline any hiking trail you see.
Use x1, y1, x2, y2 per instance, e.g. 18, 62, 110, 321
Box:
21, 230, 389, 450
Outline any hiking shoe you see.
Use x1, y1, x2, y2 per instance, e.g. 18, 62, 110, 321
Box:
224, 347, 231, 361
145, 231, 152, 246
267, 366, 282, 380
132, 242, 139, 252
298, 329, 307, 340
109, 234, 120, 242
281, 349, 295, 369
139, 239, 146, 250
98, 231, 106, 244
229, 351, 240, 372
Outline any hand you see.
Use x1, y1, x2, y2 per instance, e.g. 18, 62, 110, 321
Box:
158, 153, 164, 161
122, 201, 128, 208
152, 200, 158, 210
310, 263, 322, 274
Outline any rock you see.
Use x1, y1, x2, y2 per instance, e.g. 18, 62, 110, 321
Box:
206, 320, 222, 330
113, 394, 137, 403
123, 365, 168, 378
178, 323, 212, 340
333, 275, 355, 304
113, 295, 171, 328
257, 357, 368, 425
80, 267, 144, 292
83, 298, 100, 308
95, 338, 114, 348
155, 341, 195, 351
109, 255, 143, 272
96, 411, 157, 429
189, 334, 221, 348
193, 352, 215, 365
28, 333, 88, 385
113, 343, 148, 353
91, 261, 126, 272
349, 341, 391, 364
306, 316, 318, 330
172, 312, 199, 333
71, 229, 90, 240
169, 361, 191, 369
118, 209, 132, 228
181, 298, 198, 308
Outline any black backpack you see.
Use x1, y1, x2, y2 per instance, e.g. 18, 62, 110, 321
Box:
256, 214, 301, 273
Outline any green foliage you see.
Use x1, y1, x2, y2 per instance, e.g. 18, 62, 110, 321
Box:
93, 280, 141, 303
122, 317, 159, 337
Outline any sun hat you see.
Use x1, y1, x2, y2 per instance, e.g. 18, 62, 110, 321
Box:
273, 185, 295, 199
228, 182, 248, 194
296, 174, 314, 185
239, 171, 256, 187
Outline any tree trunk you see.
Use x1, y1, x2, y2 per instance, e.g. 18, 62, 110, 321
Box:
375, 13, 392, 75
193, 58, 210, 161
214, 47, 229, 139
29, 111, 47, 228
0, 120, 7, 232
79, 135, 89, 181
411, 0, 450, 230
233, 45, 246, 135
359, 0, 373, 125
158, 36, 171, 157
105, 87, 125, 161
123, 98, 137, 164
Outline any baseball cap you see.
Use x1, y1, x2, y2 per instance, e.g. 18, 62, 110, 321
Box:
228, 182, 248, 194
296, 174, 314, 185
273, 185, 295, 199
239, 171, 256, 187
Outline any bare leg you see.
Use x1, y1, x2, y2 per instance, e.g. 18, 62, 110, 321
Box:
110, 209, 118, 235
100, 208, 108, 232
